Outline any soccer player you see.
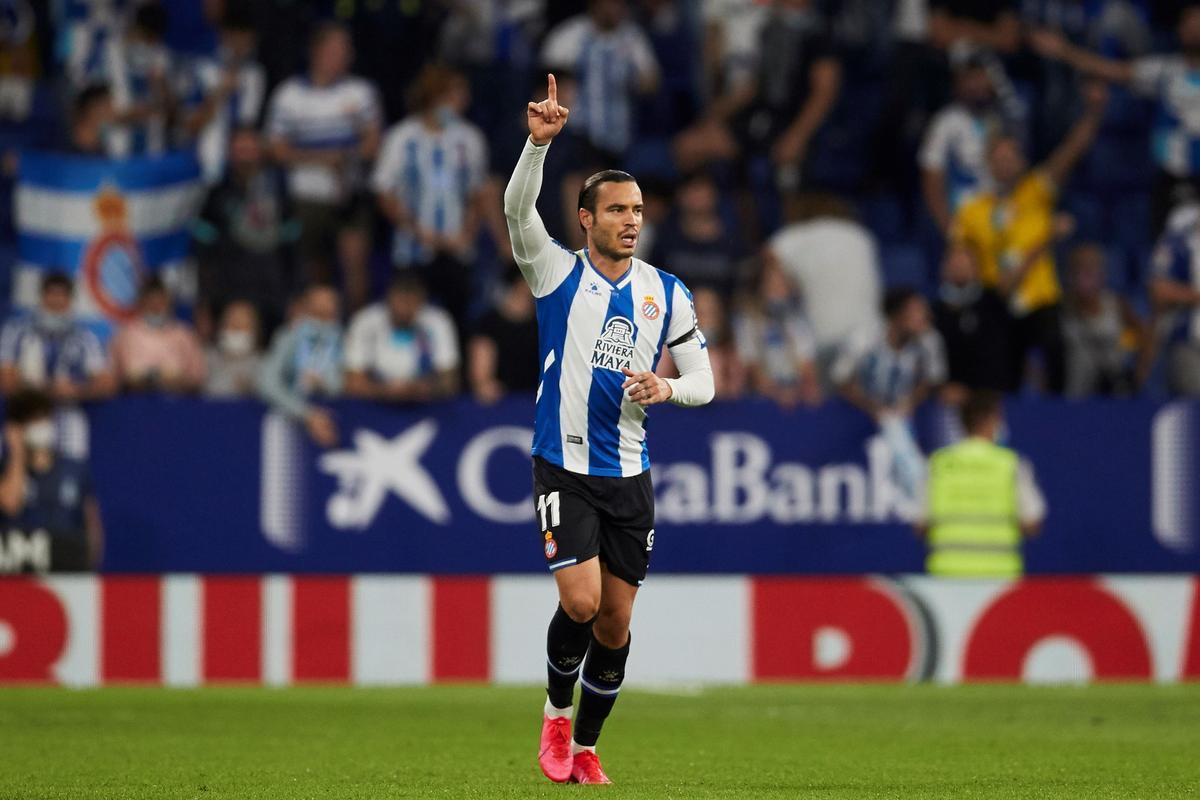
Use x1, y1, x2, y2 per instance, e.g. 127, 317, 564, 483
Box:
504, 74, 715, 785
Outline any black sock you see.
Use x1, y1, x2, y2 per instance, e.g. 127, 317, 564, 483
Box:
573, 631, 630, 747
546, 604, 594, 709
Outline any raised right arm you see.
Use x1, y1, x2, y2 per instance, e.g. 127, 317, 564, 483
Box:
503, 74, 576, 297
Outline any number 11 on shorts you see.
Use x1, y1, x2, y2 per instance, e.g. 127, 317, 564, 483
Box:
537, 491, 561, 531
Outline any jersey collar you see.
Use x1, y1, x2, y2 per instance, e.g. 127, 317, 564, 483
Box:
583, 248, 634, 291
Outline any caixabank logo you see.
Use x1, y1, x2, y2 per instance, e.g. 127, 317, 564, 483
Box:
256, 416, 923, 552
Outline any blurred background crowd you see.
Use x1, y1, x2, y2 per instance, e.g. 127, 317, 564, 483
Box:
2, 0, 1200, 451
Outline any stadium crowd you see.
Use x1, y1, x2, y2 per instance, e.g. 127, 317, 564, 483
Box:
1, 0, 1200, 450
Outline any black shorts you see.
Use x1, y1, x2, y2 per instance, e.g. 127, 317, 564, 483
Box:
532, 456, 655, 587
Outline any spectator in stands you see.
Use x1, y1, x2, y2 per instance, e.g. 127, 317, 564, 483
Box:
0, 273, 114, 402
63, 85, 117, 156
649, 171, 746, 296
468, 267, 538, 405
193, 126, 295, 338
265, 23, 382, 312
542, 0, 660, 167
204, 300, 262, 399
257, 284, 344, 447
103, 1, 173, 157
1062, 242, 1151, 397
928, 0, 1021, 55
110, 277, 207, 394
372, 65, 488, 331
951, 82, 1108, 394
0, 389, 103, 570
734, 260, 820, 408
1150, 203, 1200, 396
919, 54, 1002, 235
834, 288, 946, 501
660, 285, 747, 401
179, 6, 267, 184
678, 0, 840, 198
1031, 5, 1200, 233
762, 193, 882, 382
344, 273, 459, 403
933, 242, 1016, 404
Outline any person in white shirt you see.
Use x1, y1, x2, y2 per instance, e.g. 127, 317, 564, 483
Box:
762, 193, 883, 379
372, 65, 489, 330
343, 272, 459, 403
541, 0, 659, 164
834, 288, 947, 503
178, 7, 267, 184
919, 53, 1001, 234
265, 23, 382, 311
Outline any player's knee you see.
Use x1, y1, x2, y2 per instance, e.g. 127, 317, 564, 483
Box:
593, 607, 631, 648
560, 592, 600, 623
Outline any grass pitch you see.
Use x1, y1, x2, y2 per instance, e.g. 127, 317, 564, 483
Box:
0, 684, 1197, 799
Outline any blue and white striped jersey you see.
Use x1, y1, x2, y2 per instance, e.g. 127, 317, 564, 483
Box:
505, 140, 706, 478
370, 115, 488, 266
265, 75, 382, 202
1132, 55, 1200, 178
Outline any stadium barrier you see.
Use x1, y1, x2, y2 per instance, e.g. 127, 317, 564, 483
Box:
69, 395, 1200, 574
2, 574, 1198, 686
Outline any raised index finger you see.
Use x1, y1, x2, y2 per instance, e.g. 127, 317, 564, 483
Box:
547, 73, 557, 104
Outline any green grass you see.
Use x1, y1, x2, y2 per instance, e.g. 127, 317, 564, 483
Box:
0, 685, 1197, 799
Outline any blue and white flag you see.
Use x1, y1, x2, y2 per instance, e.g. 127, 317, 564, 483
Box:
14, 150, 204, 335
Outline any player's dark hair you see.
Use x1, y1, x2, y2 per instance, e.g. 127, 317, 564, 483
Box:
5, 389, 55, 424
578, 170, 637, 216
40, 272, 73, 295
883, 286, 920, 319
961, 390, 1004, 434
387, 270, 426, 296
133, 2, 168, 39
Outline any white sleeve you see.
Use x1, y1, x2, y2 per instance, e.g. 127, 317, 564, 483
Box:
428, 309, 461, 372
1130, 55, 1168, 97
1016, 458, 1046, 525
343, 312, 373, 372
371, 127, 402, 194
503, 138, 578, 297
664, 281, 714, 407
357, 79, 384, 130
918, 111, 953, 171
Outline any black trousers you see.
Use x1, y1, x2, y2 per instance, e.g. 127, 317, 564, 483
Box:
1013, 303, 1066, 395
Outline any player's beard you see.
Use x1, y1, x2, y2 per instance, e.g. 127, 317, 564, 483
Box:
592, 226, 636, 262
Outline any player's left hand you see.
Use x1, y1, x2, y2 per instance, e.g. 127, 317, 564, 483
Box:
621, 367, 673, 406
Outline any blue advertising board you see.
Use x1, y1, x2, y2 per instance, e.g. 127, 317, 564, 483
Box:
88, 396, 1200, 574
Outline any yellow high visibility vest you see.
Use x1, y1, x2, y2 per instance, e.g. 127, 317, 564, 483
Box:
926, 438, 1023, 578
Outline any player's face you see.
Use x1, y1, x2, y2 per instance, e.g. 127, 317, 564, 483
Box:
584, 181, 643, 261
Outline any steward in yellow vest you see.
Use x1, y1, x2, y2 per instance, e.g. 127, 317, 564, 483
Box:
917, 391, 1045, 577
